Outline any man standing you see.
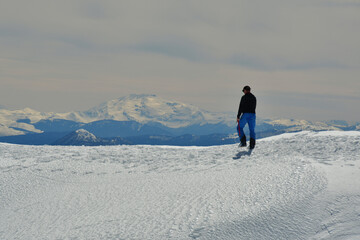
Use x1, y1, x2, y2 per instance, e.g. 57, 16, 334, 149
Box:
237, 85, 257, 149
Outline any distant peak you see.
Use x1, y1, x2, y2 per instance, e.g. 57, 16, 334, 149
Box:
74, 129, 97, 141
75, 129, 92, 134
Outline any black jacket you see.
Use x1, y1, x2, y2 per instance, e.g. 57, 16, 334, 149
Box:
237, 92, 256, 118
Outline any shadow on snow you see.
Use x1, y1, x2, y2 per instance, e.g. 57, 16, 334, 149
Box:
233, 148, 253, 160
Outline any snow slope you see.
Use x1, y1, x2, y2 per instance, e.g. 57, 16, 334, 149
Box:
0, 131, 359, 239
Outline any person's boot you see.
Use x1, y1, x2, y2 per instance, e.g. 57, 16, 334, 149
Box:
239, 136, 247, 147
250, 138, 255, 149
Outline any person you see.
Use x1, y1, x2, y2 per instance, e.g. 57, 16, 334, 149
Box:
237, 85, 257, 149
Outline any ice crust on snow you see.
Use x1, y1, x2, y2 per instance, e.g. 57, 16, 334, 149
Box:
0, 131, 360, 239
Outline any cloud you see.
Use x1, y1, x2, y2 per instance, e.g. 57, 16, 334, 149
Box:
131, 36, 209, 62
78, 1, 108, 20
1, 0, 359, 69
318, 0, 360, 7
0, 0, 359, 121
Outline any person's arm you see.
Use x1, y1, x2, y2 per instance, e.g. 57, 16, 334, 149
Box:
254, 96, 257, 112
237, 98, 243, 122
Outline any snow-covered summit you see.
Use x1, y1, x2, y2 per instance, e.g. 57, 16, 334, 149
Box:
53, 129, 99, 145
80, 94, 210, 127
74, 129, 97, 141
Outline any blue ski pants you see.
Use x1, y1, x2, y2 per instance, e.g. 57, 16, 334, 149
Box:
237, 113, 256, 140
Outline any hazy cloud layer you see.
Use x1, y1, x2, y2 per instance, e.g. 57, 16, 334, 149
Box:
0, 0, 359, 121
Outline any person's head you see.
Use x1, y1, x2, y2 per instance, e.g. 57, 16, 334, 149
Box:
243, 85, 251, 94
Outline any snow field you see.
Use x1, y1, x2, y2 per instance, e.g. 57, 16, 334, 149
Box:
1, 131, 360, 239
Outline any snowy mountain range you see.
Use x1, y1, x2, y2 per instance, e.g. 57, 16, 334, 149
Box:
0, 94, 230, 135
0, 94, 227, 131
0, 94, 359, 145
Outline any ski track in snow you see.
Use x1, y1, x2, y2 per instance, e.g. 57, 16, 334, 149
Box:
0, 131, 360, 239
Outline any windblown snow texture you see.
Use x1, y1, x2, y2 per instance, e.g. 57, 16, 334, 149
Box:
0, 131, 359, 239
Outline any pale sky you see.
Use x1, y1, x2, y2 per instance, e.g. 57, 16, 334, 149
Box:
1, 0, 359, 121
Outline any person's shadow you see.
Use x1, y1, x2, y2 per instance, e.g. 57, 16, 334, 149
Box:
233, 149, 253, 160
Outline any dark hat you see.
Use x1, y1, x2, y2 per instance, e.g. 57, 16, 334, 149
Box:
243, 86, 251, 91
